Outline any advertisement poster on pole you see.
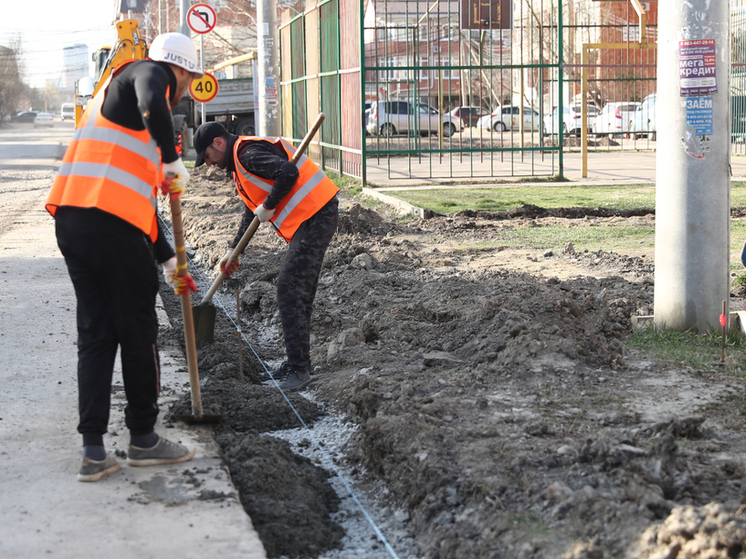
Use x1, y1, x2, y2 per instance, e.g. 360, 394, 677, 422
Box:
679, 39, 717, 97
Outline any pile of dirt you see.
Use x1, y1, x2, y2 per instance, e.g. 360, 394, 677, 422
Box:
156, 165, 746, 559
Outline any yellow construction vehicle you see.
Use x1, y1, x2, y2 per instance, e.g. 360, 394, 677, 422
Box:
74, 19, 147, 126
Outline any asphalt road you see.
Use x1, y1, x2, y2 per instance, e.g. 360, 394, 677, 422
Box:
0, 121, 266, 559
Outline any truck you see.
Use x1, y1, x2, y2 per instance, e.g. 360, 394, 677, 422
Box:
172, 77, 257, 154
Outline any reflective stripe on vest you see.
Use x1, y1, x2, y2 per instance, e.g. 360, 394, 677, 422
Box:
45, 60, 161, 242
232, 137, 339, 242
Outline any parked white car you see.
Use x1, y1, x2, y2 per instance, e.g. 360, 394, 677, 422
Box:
631, 93, 657, 140
476, 106, 542, 132
33, 112, 54, 128
366, 101, 461, 137
543, 104, 598, 136
593, 102, 640, 135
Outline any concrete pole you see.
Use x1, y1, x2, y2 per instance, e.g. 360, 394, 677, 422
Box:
654, 0, 731, 333
179, 0, 190, 37
257, 0, 281, 136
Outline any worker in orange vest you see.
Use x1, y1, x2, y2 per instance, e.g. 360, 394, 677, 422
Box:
46, 33, 202, 482
193, 121, 339, 392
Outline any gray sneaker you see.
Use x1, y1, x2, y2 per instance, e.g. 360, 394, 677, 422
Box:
279, 368, 312, 392
259, 362, 291, 383
126, 437, 196, 467
77, 454, 121, 482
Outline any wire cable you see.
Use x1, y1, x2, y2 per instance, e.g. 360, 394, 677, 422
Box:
156, 208, 402, 559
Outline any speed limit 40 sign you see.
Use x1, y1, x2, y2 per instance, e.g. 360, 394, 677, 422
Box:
190, 73, 219, 103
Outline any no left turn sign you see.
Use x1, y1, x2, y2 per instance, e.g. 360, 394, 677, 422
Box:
187, 3, 217, 34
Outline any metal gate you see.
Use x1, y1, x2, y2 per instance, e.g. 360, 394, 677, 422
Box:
361, 0, 564, 182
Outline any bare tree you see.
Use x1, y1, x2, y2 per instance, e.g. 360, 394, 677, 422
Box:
0, 36, 24, 122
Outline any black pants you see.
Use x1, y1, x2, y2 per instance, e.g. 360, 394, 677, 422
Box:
55, 207, 161, 441
277, 197, 339, 372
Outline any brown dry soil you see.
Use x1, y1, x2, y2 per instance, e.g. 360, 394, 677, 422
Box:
158, 165, 746, 559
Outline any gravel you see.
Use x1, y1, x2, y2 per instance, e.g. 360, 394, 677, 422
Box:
268, 408, 422, 559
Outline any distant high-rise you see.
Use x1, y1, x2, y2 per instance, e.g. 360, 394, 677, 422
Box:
61, 44, 89, 93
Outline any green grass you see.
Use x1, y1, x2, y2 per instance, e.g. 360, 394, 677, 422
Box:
326, 171, 362, 194
629, 327, 746, 375
377, 181, 746, 216
384, 183, 656, 215
734, 272, 746, 289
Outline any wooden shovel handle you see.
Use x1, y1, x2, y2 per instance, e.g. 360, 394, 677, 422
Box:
200, 216, 260, 304
168, 191, 203, 419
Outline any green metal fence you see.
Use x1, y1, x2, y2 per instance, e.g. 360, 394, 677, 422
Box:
733, 1, 746, 154
277, 1, 746, 181
361, 0, 565, 182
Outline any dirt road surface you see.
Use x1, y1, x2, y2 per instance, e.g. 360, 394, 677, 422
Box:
4, 121, 746, 559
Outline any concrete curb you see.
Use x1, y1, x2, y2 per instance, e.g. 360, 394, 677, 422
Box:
0, 191, 266, 559
361, 187, 433, 218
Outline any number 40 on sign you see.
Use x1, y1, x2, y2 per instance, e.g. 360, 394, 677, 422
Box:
190, 73, 219, 103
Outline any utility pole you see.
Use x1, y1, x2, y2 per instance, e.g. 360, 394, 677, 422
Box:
179, 0, 190, 37
654, 0, 731, 332
257, 0, 281, 136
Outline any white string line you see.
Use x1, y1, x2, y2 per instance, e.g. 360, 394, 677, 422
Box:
157, 210, 402, 559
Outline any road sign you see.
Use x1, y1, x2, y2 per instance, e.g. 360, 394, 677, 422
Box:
190, 73, 219, 103
187, 3, 217, 34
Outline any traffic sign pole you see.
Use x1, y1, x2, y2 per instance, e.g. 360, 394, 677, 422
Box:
186, 3, 217, 127
201, 34, 205, 125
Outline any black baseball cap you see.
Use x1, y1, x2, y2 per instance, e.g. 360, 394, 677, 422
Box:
194, 122, 228, 167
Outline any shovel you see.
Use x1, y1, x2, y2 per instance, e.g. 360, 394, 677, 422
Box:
167, 184, 223, 423
193, 112, 327, 343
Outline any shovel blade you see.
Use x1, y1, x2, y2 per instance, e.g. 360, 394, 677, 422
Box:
193, 302, 216, 343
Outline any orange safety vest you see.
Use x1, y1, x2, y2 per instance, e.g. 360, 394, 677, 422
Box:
232, 137, 339, 242
46, 60, 162, 242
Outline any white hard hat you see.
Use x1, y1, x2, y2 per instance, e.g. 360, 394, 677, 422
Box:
149, 32, 204, 77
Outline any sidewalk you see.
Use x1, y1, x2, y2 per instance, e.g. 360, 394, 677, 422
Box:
365, 149, 746, 187
0, 187, 266, 558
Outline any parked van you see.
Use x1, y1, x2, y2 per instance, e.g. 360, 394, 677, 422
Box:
366, 100, 460, 137
632, 93, 656, 140
61, 103, 75, 121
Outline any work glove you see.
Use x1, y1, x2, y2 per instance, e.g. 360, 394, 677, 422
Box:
163, 257, 198, 295
162, 256, 177, 279
168, 272, 198, 296
220, 249, 240, 278
160, 158, 190, 200
254, 203, 276, 223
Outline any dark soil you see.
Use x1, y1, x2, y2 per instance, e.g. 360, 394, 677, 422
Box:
156, 164, 746, 559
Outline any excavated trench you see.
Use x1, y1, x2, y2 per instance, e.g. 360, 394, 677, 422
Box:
154, 165, 746, 559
